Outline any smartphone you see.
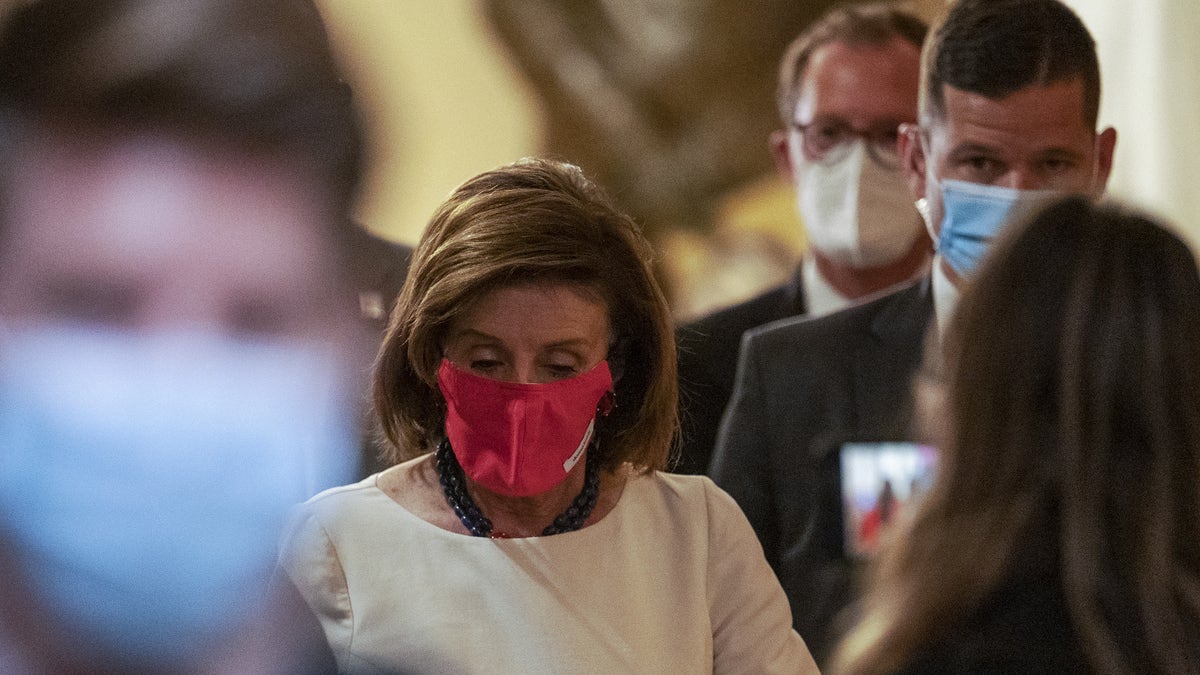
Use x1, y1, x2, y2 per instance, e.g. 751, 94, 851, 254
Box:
835, 441, 937, 560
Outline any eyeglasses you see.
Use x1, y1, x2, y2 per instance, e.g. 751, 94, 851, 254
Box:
790, 120, 904, 169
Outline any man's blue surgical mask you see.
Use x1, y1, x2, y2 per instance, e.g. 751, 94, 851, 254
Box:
931, 179, 1060, 277
0, 324, 358, 663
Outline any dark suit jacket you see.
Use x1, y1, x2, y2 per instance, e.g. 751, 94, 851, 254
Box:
345, 224, 413, 332
344, 225, 413, 477
674, 266, 806, 475
708, 276, 932, 665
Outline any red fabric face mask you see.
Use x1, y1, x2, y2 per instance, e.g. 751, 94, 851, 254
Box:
437, 359, 615, 497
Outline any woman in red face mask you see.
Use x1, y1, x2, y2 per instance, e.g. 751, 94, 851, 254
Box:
279, 158, 817, 674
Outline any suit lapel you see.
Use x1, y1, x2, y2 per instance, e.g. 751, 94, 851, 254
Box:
851, 276, 934, 436
787, 263, 807, 315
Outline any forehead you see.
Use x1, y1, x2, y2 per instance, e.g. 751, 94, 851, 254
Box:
795, 37, 921, 123
0, 126, 336, 318
928, 79, 1095, 157
451, 282, 610, 342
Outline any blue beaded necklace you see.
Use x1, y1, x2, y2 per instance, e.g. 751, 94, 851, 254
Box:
435, 438, 601, 538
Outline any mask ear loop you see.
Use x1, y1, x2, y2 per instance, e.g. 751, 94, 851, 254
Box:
911, 125, 940, 247
597, 390, 616, 418
605, 336, 630, 383
598, 335, 628, 419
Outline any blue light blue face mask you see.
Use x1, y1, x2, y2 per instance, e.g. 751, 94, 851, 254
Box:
935, 179, 1061, 277
0, 324, 359, 663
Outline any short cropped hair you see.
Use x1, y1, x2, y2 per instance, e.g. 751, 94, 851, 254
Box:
776, 2, 928, 125
920, 0, 1101, 127
0, 0, 363, 225
374, 158, 678, 473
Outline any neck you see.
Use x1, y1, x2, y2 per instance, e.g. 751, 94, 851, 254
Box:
931, 255, 964, 340
937, 255, 963, 288
813, 236, 931, 299
465, 462, 590, 538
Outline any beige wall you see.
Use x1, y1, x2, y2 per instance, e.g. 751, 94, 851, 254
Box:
1065, 0, 1200, 245
316, 0, 540, 246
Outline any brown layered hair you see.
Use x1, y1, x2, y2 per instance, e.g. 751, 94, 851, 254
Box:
835, 197, 1200, 674
374, 158, 678, 472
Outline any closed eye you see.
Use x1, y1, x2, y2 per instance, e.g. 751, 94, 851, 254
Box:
544, 363, 579, 380
43, 277, 140, 327
811, 123, 848, 148
469, 359, 505, 373
958, 155, 1004, 182
1040, 157, 1077, 175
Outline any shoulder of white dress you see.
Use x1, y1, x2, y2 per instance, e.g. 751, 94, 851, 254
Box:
650, 469, 717, 488
627, 470, 721, 507
304, 452, 432, 508
303, 474, 376, 504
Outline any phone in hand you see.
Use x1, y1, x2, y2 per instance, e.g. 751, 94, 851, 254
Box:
835, 441, 938, 559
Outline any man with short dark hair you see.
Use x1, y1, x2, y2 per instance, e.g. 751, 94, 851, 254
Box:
676, 3, 930, 475
710, 0, 1116, 664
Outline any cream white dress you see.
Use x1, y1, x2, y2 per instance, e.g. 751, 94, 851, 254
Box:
280, 455, 818, 674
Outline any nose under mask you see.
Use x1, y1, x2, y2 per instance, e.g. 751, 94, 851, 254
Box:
925, 179, 1061, 277
792, 138, 923, 269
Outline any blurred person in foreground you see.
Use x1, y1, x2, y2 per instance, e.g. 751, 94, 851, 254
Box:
834, 197, 1200, 674
675, 3, 930, 475
0, 0, 370, 671
347, 223, 414, 477
280, 157, 818, 674
710, 0, 1116, 662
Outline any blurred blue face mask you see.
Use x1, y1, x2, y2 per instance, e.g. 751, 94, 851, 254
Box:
934, 179, 1061, 277
0, 324, 358, 663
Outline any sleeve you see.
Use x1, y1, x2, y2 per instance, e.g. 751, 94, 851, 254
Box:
277, 507, 354, 665
708, 329, 780, 568
704, 479, 819, 675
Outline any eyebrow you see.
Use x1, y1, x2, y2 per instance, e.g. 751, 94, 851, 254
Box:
543, 338, 597, 351
948, 142, 1086, 162
1036, 147, 1086, 161
946, 142, 1003, 158
447, 328, 499, 342
795, 115, 910, 128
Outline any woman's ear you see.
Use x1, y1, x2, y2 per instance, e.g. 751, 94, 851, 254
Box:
898, 123, 928, 202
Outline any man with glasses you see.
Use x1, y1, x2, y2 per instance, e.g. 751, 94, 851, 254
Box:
710, 0, 1116, 665
675, 4, 929, 475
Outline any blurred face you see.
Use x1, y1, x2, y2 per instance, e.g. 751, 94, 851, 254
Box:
900, 78, 1118, 242
0, 124, 352, 342
442, 282, 610, 385
770, 37, 923, 267
775, 36, 921, 173
777, 36, 916, 172
0, 124, 363, 661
